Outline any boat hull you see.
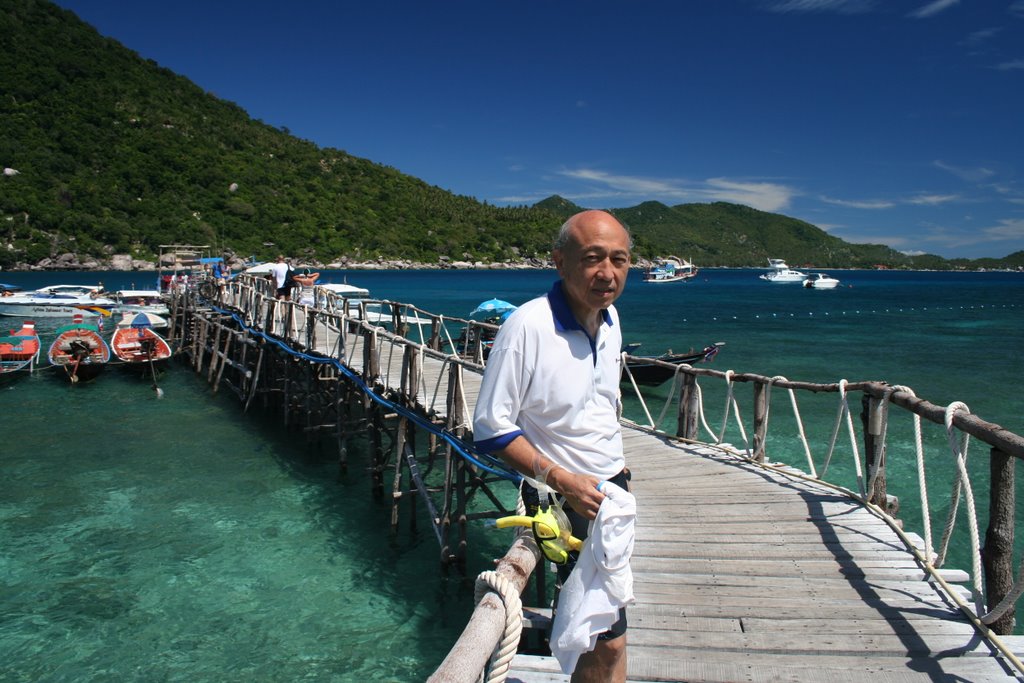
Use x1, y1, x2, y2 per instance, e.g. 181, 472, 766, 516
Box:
0, 301, 115, 317
643, 258, 698, 283
760, 258, 807, 283
111, 326, 173, 367
622, 343, 723, 386
0, 321, 41, 380
48, 324, 111, 383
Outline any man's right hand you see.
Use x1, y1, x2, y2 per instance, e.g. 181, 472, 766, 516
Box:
549, 467, 605, 520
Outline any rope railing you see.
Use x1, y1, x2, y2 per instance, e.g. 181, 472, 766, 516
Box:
616, 352, 1024, 642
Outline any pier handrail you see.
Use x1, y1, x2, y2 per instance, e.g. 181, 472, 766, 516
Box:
183, 281, 1024, 680
619, 355, 1024, 636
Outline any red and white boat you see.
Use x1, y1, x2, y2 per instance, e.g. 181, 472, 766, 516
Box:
0, 320, 41, 380
48, 314, 111, 383
110, 312, 173, 368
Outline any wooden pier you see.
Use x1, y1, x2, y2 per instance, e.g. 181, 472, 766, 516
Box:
169, 277, 1024, 682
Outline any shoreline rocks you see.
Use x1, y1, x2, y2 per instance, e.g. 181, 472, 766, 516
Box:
4, 253, 568, 272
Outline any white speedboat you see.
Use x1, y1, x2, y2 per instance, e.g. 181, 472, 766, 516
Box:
111, 289, 170, 316
803, 273, 841, 289
0, 284, 117, 318
759, 258, 807, 283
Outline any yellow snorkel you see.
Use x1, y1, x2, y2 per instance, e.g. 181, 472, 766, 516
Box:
494, 504, 583, 565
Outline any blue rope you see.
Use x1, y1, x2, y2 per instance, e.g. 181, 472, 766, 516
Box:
210, 304, 522, 483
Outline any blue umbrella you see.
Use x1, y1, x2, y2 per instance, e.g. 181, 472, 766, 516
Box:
469, 298, 517, 319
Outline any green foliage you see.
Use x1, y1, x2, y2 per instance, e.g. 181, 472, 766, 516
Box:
0, 1, 1017, 271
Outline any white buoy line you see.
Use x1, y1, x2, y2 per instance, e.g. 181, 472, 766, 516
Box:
681, 302, 1021, 324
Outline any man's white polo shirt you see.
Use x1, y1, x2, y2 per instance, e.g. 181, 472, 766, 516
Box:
472, 281, 625, 481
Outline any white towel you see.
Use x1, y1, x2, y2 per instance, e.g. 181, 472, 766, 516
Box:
549, 481, 636, 674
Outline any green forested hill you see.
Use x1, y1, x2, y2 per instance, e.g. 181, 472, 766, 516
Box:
0, 0, 997, 270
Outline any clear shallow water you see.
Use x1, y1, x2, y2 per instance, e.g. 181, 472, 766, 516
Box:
2, 267, 1024, 678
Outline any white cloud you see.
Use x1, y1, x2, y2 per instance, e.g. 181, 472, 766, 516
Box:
907, 193, 959, 205
980, 218, 1024, 241
911, 218, 1024, 250
703, 178, 795, 212
820, 191, 959, 209
820, 195, 896, 209
1010, 1, 1024, 18
995, 59, 1024, 71
555, 169, 797, 212
764, 0, 875, 14
560, 169, 686, 196
909, 0, 959, 19
960, 27, 1001, 48
933, 160, 995, 182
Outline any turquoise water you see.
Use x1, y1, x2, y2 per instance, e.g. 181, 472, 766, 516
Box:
2, 267, 1023, 678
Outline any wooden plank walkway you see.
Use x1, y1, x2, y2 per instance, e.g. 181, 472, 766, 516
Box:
303, 311, 1024, 681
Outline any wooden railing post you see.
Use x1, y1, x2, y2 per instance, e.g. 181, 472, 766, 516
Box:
752, 381, 768, 463
676, 372, 699, 440
363, 329, 379, 383
862, 394, 891, 512
445, 363, 468, 570
984, 445, 1016, 634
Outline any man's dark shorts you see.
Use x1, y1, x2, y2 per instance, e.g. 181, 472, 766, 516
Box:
523, 468, 631, 641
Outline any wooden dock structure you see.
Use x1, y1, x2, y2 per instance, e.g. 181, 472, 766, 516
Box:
169, 277, 1024, 682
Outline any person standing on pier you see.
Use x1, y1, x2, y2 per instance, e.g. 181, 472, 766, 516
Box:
473, 209, 633, 682
268, 255, 291, 300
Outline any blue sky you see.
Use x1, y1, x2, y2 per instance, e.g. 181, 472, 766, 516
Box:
54, 0, 1024, 259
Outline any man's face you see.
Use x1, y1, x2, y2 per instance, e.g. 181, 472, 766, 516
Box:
554, 215, 631, 320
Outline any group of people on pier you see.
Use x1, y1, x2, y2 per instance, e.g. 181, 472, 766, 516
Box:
266, 254, 319, 302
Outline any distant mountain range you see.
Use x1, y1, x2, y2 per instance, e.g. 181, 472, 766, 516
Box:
1, 1, 1021, 271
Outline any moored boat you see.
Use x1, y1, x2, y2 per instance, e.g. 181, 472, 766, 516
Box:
0, 320, 41, 380
0, 284, 117, 318
111, 289, 170, 317
759, 258, 808, 283
110, 313, 173, 368
643, 257, 698, 283
48, 315, 111, 383
621, 342, 724, 385
803, 272, 841, 289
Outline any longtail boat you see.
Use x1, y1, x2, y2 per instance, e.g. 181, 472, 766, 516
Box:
110, 312, 172, 369
48, 315, 110, 383
0, 320, 41, 380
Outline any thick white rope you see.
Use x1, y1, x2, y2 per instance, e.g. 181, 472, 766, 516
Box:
438, 316, 462, 363
474, 570, 523, 683
654, 365, 688, 428
783, 381, 817, 477
457, 363, 472, 430
939, 402, 985, 612
888, 385, 934, 564
620, 352, 656, 428
820, 379, 864, 496
983, 559, 1024, 625
717, 370, 751, 454
762, 375, 815, 475
694, 382, 718, 442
